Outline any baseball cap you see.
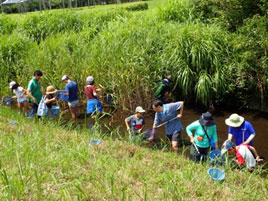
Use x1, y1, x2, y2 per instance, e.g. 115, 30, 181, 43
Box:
135, 106, 145, 113
62, 75, 69, 81
86, 76, 94, 85
9, 81, 16, 89
221, 141, 234, 155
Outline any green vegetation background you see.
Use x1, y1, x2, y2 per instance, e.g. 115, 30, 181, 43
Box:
0, 0, 268, 111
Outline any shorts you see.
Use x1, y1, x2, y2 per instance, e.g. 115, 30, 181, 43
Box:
87, 99, 102, 114
68, 100, 79, 108
18, 99, 27, 104
166, 131, 181, 142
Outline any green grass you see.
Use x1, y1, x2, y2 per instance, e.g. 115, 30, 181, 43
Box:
0, 106, 267, 200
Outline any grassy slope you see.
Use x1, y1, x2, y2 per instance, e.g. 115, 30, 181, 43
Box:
0, 107, 267, 200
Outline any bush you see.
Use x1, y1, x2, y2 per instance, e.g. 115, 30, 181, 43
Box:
125, 3, 148, 11
0, 14, 17, 35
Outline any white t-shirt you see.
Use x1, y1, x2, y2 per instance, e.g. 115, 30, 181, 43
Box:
13, 87, 27, 103
237, 145, 256, 168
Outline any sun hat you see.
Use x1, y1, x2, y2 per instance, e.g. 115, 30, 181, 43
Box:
221, 141, 234, 155
199, 112, 216, 126
46, 86, 57, 94
86, 76, 94, 85
9, 81, 16, 89
135, 106, 146, 113
61, 75, 69, 81
225, 113, 244, 127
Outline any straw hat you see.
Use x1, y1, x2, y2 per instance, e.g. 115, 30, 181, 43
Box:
225, 113, 244, 127
46, 86, 57, 94
199, 112, 216, 126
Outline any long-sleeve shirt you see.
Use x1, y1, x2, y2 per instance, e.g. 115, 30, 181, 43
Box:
186, 120, 218, 148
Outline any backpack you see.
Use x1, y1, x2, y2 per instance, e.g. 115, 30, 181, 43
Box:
154, 81, 165, 98
37, 95, 48, 117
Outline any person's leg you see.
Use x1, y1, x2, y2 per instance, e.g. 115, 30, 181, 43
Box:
171, 131, 181, 151
18, 102, 22, 111
190, 144, 199, 162
69, 107, 76, 120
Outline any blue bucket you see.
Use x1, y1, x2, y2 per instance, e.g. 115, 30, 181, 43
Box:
56, 90, 68, 101
52, 105, 60, 115
2, 96, 12, 106
88, 139, 101, 146
208, 168, 225, 181
209, 150, 225, 165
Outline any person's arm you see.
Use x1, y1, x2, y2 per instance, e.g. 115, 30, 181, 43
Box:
125, 116, 132, 131
186, 121, 199, 144
176, 101, 184, 119
149, 114, 160, 141
45, 97, 56, 104
248, 146, 260, 161
243, 133, 255, 145
65, 84, 69, 96
92, 86, 98, 97
27, 89, 37, 104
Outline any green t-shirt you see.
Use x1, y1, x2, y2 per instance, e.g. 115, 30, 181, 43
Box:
186, 120, 218, 148
27, 78, 42, 103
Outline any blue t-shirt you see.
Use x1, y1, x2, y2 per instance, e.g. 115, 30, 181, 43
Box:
65, 81, 78, 102
228, 121, 255, 146
153, 101, 183, 135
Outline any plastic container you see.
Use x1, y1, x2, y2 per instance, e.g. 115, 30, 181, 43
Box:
88, 139, 101, 146
52, 105, 60, 116
208, 168, 225, 182
209, 150, 225, 165
2, 96, 12, 106
56, 90, 68, 101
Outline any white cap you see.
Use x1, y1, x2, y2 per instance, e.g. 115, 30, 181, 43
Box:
135, 106, 145, 113
9, 81, 16, 89
86, 76, 94, 84
61, 75, 69, 81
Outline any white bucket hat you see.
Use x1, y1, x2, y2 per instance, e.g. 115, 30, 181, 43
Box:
61, 75, 69, 81
225, 113, 245, 127
135, 106, 145, 113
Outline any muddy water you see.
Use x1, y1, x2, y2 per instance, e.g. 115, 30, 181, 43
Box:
106, 107, 268, 162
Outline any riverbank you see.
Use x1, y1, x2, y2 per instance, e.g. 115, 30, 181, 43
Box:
0, 106, 267, 200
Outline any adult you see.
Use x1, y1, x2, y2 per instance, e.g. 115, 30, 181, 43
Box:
27, 70, 43, 117
84, 76, 102, 115
225, 113, 255, 146
154, 75, 172, 103
62, 75, 79, 120
186, 112, 219, 162
149, 100, 184, 151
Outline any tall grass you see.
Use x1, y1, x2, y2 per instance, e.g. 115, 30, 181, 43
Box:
0, 106, 267, 200
0, 0, 267, 110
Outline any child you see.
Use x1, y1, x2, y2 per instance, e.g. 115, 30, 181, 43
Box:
125, 106, 146, 135
44, 86, 57, 119
9, 81, 30, 112
84, 76, 102, 115
221, 141, 262, 172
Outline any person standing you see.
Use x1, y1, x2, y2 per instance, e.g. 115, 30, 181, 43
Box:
27, 70, 43, 117
149, 100, 184, 151
84, 76, 102, 115
225, 113, 255, 146
186, 112, 219, 162
154, 75, 172, 103
62, 75, 79, 120
9, 81, 30, 112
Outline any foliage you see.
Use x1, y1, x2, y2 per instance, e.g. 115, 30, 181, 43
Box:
125, 2, 148, 11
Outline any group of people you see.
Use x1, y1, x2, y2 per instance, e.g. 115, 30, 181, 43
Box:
125, 76, 262, 171
9, 70, 103, 120
8, 72, 262, 171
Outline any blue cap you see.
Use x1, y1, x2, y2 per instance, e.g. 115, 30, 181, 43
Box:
221, 141, 234, 155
